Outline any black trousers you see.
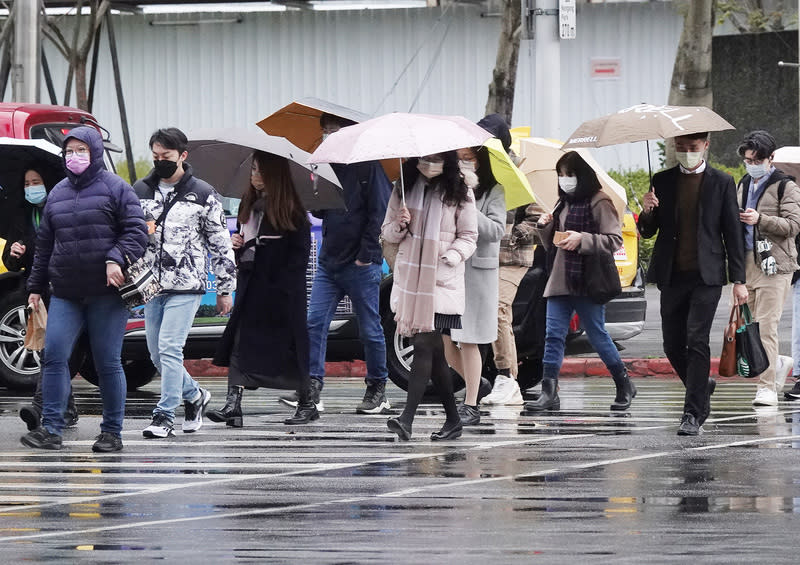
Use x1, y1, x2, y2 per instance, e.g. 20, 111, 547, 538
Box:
659, 273, 722, 419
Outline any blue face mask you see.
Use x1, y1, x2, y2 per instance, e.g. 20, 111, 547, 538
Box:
24, 184, 47, 205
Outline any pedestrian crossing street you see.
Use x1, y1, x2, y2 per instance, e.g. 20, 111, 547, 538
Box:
1, 376, 800, 560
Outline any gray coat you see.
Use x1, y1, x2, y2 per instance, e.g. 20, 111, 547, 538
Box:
450, 184, 506, 344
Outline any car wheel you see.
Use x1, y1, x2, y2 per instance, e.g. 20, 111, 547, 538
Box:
79, 357, 158, 392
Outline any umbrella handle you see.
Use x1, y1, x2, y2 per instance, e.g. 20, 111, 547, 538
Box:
311, 164, 319, 196
398, 158, 406, 207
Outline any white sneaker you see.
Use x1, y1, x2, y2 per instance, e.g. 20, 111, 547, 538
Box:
752, 387, 779, 407
775, 355, 793, 391
142, 413, 174, 438
182, 388, 211, 433
481, 375, 524, 406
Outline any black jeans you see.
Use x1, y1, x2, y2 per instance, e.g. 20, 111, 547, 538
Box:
659, 273, 722, 419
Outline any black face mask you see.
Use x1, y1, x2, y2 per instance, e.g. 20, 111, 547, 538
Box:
153, 158, 179, 179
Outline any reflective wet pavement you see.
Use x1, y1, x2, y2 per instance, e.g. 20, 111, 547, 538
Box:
1, 377, 799, 563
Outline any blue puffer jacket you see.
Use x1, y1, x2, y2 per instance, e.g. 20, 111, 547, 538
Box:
27, 127, 148, 300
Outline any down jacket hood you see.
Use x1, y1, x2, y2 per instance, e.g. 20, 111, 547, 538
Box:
62, 126, 106, 187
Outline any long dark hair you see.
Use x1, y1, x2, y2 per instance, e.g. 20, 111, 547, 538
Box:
400, 150, 470, 206
472, 146, 496, 201
555, 151, 602, 202
238, 151, 306, 232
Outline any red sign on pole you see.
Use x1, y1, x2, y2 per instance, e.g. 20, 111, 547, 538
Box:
590, 58, 622, 79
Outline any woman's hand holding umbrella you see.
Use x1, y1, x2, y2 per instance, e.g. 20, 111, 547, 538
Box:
398, 206, 412, 230
537, 213, 553, 227
641, 190, 659, 214
9, 241, 26, 259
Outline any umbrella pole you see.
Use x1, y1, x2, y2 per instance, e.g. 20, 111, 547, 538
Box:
646, 139, 653, 189
398, 158, 406, 207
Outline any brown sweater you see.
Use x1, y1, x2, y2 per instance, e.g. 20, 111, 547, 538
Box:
674, 172, 703, 273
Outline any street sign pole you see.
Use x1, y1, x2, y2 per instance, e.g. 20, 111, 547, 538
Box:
12, 0, 40, 103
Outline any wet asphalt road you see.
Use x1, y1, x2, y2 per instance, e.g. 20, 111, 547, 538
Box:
1, 377, 800, 563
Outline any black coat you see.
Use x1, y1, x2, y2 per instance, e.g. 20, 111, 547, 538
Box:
213, 218, 311, 389
638, 164, 745, 287
2, 203, 40, 274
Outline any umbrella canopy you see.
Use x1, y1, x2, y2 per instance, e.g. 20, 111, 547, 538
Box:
186, 128, 344, 211
307, 112, 493, 165
773, 146, 800, 181
484, 138, 535, 210
561, 103, 735, 149
0, 137, 65, 239
517, 137, 627, 221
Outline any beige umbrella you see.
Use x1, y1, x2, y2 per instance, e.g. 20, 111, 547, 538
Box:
517, 137, 627, 221
773, 146, 800, 180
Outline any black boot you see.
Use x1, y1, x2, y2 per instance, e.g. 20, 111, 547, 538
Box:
610, 371, 637, 411
20, 373, 44, 431
206, 385, 244, 427
65, 393, 79, 428
284, 384, 319, 425
524, 378, 560, 411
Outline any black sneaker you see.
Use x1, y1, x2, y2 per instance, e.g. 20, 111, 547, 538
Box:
457, 403, 480, 426
278, 380, 325, 412
356, 381, 391, 414
20, 427, 62, 450
142, 413, 174, 438
677, 413, 700, 436
19, 405, 41, 432
92, 432, 123, 453
784, 378, 800, 400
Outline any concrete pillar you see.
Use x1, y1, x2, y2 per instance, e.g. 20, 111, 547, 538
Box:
13, 0, 40, 103
533, 0, 560, 139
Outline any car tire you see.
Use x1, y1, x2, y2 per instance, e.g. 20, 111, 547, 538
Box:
79, 357, 158, 392
0, 291, 87, 391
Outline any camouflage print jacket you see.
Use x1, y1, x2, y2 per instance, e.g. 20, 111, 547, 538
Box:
133, 165, 236, 295
498, 201, 546, 267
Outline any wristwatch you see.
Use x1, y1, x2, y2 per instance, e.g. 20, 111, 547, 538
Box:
219, 292, 231, 296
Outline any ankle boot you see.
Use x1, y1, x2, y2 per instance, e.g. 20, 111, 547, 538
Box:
65, 392, 79, 428
284, 401, 319, 425
524, 378, 560, 411
206, 385, 244, 427
610, 371, 636, 411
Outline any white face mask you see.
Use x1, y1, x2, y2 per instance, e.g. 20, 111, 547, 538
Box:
558, 176, 578, 193
745, 161, 770, 180
458, 160, 476, 173
676, 151, 704, 170
417, 159, 444, 179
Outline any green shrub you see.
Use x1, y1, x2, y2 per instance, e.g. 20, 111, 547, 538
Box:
115, 158, 153, 184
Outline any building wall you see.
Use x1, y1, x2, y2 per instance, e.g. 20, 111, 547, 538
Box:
24, 1, 681, 171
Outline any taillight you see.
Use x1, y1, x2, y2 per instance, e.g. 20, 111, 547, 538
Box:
569, 314, 580, 333
125, 319, 145, 332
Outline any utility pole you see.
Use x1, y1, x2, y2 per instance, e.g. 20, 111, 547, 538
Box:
533, 0, 561, 140
12, 0, 40, 103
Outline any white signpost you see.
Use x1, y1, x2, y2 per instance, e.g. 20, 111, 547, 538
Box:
559, 0, 576, 40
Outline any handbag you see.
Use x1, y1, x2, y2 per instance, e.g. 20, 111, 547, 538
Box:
718, 304, 741, 378
381, 235, 399, 271
584, 250, 622, 304
23, 303, 47, 351
736, 303, 770, 377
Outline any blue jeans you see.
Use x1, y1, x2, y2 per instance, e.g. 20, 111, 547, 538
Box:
542, 295, 624, 379
41, 294, 129, 436
307, 262, 387, 385
144, 294, 202, 421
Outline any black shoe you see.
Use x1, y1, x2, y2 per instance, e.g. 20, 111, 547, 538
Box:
677, 413, 700, 436
284, 401, 319, 425
279, 379, 325, 412
207, 385, 244, 427
387, 417, 412, 440
431, 421, 462, 441
356, 381, 391, 414
64, 409, 79, 428
477, 377, 493, 403
784, 378, 800, 400
610, 372, 637, 411
92, 432, 123, 453
20, 427, 62, 450
457, 403, 480, 426
524, 378, 560, 411
698, 378, 716, 426
19, 405, 41, 432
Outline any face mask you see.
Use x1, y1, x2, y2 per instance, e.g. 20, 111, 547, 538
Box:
65, 153, 91, 175
675, 151, 704, 170
24, 184, 47, 205
154, 159, 179, 179
417, 159, 444, 179
251, 171, 265, 191
745, 161, 770, 180
558, 176, 578, 193
458, 160, 476, 173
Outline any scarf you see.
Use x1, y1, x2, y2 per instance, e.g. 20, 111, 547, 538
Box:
392, 179, 445, 337
561, 197, 596, 295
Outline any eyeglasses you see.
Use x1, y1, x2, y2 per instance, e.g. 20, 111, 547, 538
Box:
64, 147, 90, 157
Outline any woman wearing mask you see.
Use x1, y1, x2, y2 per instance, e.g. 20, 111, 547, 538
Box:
21, 126, 148, 452
443, 146, 505, 425
382, 152, 478, 441
3, 168, 80, 432
735, 130, 800, 407
209, 151, 315, 426
526, 151, 634, 412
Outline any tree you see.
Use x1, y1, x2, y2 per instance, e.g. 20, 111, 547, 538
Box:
716, 0, 792, 33
485, 0, 523, 125
665, 0, 715, 166
42, 0, 109, 110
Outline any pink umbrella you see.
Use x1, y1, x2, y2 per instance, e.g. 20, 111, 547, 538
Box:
307, 112, 492, 203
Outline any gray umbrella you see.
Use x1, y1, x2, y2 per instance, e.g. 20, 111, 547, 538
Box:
186, 128, 344, 210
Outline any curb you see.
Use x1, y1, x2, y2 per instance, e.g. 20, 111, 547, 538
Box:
185, 358, 723, 379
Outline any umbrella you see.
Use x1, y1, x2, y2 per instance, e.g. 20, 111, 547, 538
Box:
256, 97, 400, 180
517, 137, 627, 221
773, 146, 800, 181
484, 138, 535, 210
0, 137, 64, 239
185, 128, 344, 210
307, 112, 493, 205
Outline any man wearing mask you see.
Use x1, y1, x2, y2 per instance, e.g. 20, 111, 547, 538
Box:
735, 130, 800, 406
638, 132, 747, 436
135, 128, 236, 438
280, 113, 392, 415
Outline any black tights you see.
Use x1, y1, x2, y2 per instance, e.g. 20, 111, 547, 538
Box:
398, 331, 459, 426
